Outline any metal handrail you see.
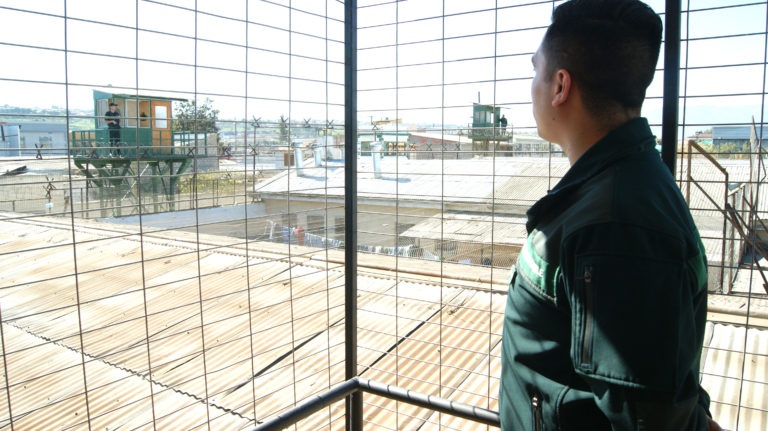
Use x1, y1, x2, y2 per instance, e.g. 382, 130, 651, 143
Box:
251, 377, 501, 430
687, 141, 730, 292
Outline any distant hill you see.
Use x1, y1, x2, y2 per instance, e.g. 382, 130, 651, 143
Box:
0, 105, 94, 130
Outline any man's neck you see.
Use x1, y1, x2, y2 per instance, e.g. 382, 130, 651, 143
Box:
561, 111, 639, 165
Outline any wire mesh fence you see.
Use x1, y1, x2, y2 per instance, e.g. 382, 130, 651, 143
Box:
0, 0, 767, 430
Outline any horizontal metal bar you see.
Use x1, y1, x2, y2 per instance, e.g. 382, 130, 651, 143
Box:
251, 377, 500, 430
357, 377, 500, 427
252, 378, 359, 430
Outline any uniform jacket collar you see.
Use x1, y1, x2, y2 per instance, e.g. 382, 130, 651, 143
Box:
525, 117, 657, 233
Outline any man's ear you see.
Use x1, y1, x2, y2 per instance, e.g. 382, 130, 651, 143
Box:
551, 69, 572, 107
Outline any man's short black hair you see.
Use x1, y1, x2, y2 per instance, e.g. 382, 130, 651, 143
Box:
109, 103, 118, 107
542, 0, 662, 116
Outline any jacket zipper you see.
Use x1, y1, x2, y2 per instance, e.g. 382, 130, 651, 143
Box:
581, 266, 594, 368
531, 394, 543, 431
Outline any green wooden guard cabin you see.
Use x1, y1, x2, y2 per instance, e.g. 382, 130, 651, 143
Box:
467, 103, 512, 152
70, 90, 211, 217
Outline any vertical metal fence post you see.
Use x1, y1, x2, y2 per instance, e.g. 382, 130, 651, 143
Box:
344, 1, 362, 430
722, 171, 729, 291
661, 0, 682, 175
686, 141, 692, 204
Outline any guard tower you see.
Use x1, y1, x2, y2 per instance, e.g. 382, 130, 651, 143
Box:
71, 90, 209, 217
467, 103, 512, 153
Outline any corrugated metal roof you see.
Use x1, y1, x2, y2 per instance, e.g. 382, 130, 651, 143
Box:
490, 158, 569, 208
255, 155, 764, 220
254, 157, 569, 213
1, 213, 766, 430
0, 215, 506, 429
255, 157, 521, 205
92, 89, 188, 103
100, 203, 269, 229
701, 322, 768, 431
401, 212, 527, 245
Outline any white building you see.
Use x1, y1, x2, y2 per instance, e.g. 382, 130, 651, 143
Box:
0, 122, 68, 158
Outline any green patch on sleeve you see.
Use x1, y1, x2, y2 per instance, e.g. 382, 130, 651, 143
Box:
516, 233, 558, 299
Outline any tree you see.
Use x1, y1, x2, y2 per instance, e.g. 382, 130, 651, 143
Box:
173, 98, 219, 133
699, 141, 750, 159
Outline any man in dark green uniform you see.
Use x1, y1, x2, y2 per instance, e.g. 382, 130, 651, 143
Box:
105, 102, 121, 157
499, 1, 721, 430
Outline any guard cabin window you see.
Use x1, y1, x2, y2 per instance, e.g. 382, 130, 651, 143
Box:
124, 99, 151, 128
139, 101, 150, 128
125, 99, 138, 127
96, 99, 108, 127
154, 105, 168, 129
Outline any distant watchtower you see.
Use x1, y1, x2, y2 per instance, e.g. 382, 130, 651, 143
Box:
70, 90, 210, 217
467, 103, 512, 153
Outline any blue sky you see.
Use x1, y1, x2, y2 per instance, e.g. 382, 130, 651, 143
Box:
0, 0, 767, 134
